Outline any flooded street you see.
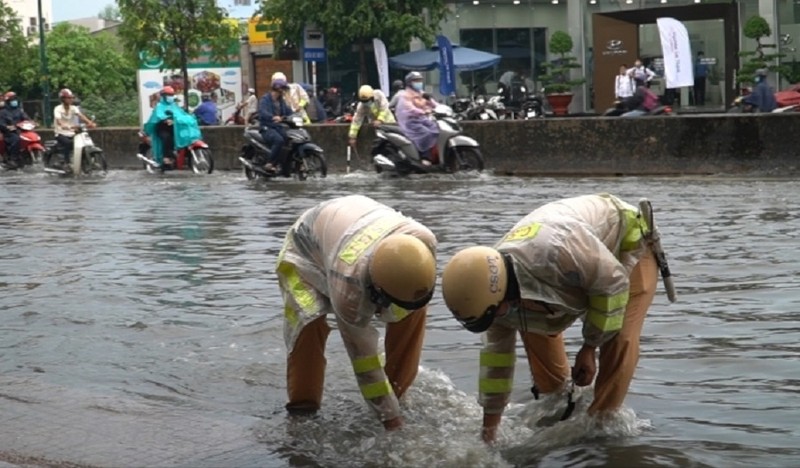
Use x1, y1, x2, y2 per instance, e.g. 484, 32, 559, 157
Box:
1, 169, 799, 467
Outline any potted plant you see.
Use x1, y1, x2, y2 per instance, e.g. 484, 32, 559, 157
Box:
737, 15, 787, 91
540, 31, 586, 116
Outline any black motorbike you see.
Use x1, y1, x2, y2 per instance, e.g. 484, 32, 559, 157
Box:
238, 113, 327, 181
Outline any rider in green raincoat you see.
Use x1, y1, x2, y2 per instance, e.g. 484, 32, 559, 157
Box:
144, 86, 202, 167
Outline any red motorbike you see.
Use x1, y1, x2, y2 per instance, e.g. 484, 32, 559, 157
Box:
0, 120, 45, 169
136, 130, 214, 174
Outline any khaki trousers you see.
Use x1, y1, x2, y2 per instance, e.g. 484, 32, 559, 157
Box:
520, 250, 658, 414
285, 308, 427, 412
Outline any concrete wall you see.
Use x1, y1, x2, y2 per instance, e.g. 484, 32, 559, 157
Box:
42, 114, 800, 176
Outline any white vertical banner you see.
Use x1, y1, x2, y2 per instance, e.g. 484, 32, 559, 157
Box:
656, 17, 694, 89
373, 38, 390, 96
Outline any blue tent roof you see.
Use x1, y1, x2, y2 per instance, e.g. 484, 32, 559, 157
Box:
389, 45, 501, 72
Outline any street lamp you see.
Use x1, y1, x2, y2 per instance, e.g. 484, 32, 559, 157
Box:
37, 0, 50, 127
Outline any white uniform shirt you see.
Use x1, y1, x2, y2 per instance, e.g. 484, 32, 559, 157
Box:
53, 104, 82, 137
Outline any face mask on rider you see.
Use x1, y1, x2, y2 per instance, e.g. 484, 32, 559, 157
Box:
9, 100, 18, 108
411, 82, 424, 92
165, 96, 175, 104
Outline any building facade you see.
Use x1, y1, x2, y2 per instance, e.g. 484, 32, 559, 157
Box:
245, 1, 796, 114
5, 0, 53, 39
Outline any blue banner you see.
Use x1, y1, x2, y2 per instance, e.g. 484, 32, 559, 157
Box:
436, 35, 456, 96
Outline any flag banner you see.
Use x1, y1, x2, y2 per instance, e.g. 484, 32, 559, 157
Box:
373, 38, 390, 96
436, 35, 456, 96
656, 17, 694, 88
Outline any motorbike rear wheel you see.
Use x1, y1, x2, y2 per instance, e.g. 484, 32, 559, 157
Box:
450, 147, 484, 173
296, 152, 327, 181
191, 148, 214, 174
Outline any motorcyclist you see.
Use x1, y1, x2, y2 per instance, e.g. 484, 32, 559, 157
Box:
621, 85, 659, 117
143, 85, 202, 168
388, 79, 405, 111
743, 68, 777, 113
258, 76, 293, 175
348, 85, 395, 149
272, 72, 311, 125
53, 88, 96, 165
0, 91, 32, 168
237, 88, 258, 123
193, 94, 219, 126
395, 72, 440, 165
300, 83, 327, 123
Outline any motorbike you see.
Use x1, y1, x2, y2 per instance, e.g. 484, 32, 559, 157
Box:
520, 92, 545, 119
456, 95, 501, 121
238, 113, 327, 181
602, 99, 673, 116
0, 120, 45, 170
225, 106, 246, 125
42, 122, 107, 176
372, 103, 484, 176
727, 95, 799, 113
136, 130, 214, 174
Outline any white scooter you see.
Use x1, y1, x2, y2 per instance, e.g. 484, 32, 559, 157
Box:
43, 120, 107, 176
372, 103, 484, 176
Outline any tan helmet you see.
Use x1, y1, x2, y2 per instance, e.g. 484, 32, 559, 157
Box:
358, 85, 375, 102
368, 234, 436, 310
442, 246, 507, 327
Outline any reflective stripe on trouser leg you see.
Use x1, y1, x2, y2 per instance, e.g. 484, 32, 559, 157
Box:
286, 315, 331, 412
384, 307, 427, 399
589, 247, 658, 414
519, 331, 570, 394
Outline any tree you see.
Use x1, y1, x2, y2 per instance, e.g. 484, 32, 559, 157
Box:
22, 23, 136, 98
98, 4, 122, 22
259, 0, 448, 84
737, 15, 787, 87
117, 0, 239, 110
0, 0, 36, 96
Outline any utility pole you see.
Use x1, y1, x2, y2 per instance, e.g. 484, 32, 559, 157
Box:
37, 0, 50, 127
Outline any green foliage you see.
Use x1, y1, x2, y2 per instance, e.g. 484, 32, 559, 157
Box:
259, 0, 448, 80
743, 15, 771, 41
98, 4, 122, 22
22, 24, 136, 98
80, 90, 140, 127
540, 31, 586, 94
737, 15, 785, 86
117, 0, 239, 106
0, 0, 36, 95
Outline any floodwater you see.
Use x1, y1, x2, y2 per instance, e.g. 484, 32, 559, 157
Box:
0, 169, 798, 468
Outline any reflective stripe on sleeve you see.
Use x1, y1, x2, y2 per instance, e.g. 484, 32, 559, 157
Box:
589, 291, 629, 312
352, 354, 385, 374
586, 307, 625, 332
479, 352, 515, 368
479, 378, 513, 394
276, 262, 318, 326
361, 380, 393, 399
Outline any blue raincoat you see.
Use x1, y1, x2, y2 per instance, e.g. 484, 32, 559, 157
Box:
144, 99, 203, 165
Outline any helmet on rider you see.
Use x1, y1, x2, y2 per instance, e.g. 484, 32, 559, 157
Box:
59, 88, 74, 100
4, 91, 17, 102
368, 234, 436, 310
271, 79, 288, 91
358, 85, 375, 103
441, 246, 508, 333
392, 79, 404, 93
404, 71, 424, 87
248, 88, 255, 95
160, 86, 175, 96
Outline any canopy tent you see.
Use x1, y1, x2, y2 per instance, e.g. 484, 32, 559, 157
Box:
388, 45, 501, 71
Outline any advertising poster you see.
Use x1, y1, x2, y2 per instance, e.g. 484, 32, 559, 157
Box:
137, 47, 242, 126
